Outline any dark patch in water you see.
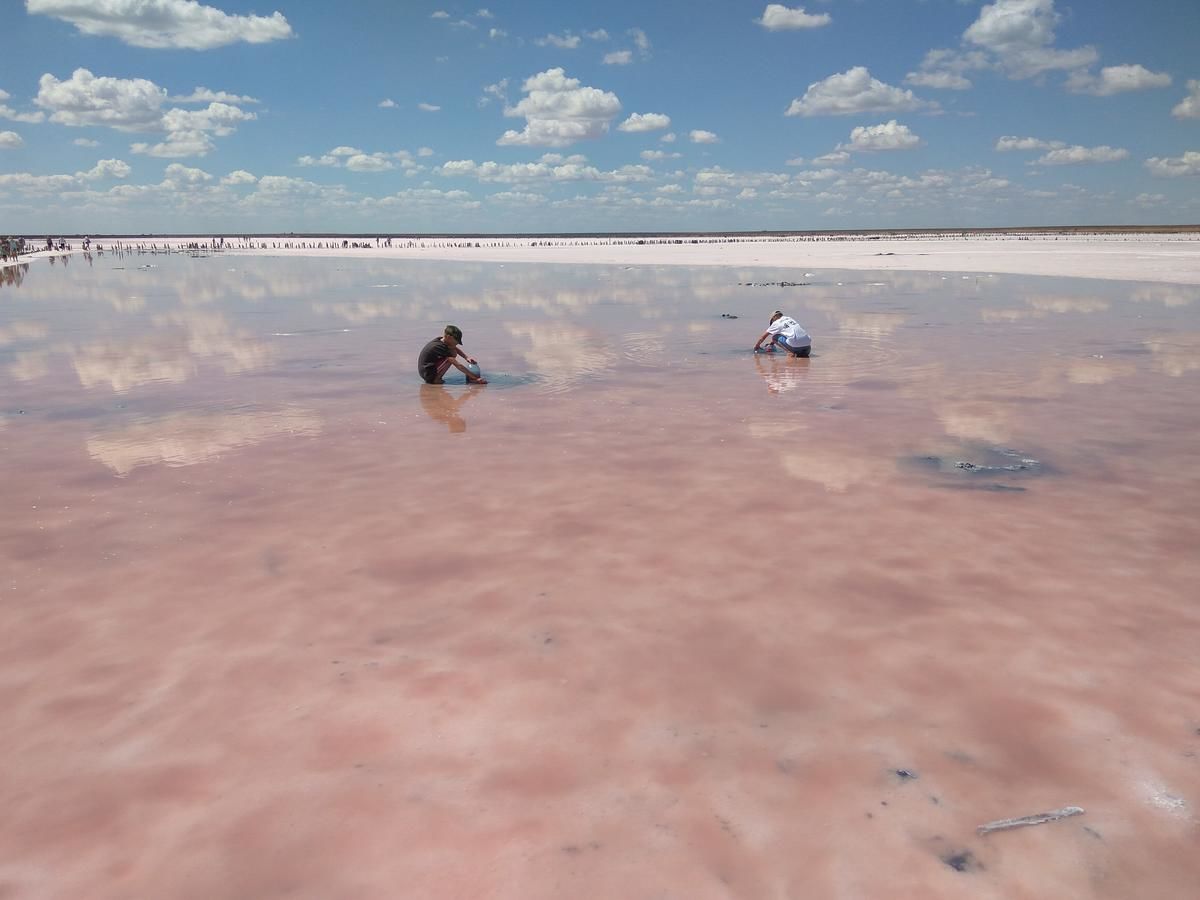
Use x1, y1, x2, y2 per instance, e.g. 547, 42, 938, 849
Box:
941, 850, 981, 873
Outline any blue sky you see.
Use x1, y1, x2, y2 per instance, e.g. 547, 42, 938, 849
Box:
2, 0, 1198, 233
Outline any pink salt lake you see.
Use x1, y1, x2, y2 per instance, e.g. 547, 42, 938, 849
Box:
1, 254, 1198, 899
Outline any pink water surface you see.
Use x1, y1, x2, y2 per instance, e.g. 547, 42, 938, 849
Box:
1, 254, 1198, 898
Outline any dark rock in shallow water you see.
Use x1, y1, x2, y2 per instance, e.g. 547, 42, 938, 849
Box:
720, 313, 739, 319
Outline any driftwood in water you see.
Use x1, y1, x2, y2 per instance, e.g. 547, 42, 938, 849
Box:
977, 806, 1084, 835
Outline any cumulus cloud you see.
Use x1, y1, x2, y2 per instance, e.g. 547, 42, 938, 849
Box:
0, 130, 23, 148
81, 158, 131, 178
640, 149, 681, 161
995, 135, 1065, 151
497, 68, 621, 148
844, 120, 922, 152
488, 28, 506, 40
35, 68, 255, 157
378, 98, 397, 108
418, 102, 441, 112
786, 67, 937, 116
603, 50, 633, 65
1066, 64, 1172, 96
535, 32, 581, 49
617, 112, 670, 133
27, 0, 293, 50
0, 88, 48, 123
73, 137, 100, 146
221, 169, 256, 185
440, 158, 651, 184
170, 87, 259, 104
430, 10, 449, 18
963, 0, 1097, 79
904, 48, 988, 90
1173, 80, 1200, 120
1144, 151, 1200, 178
297, 146, 415, 173
1034, 144, 1129, 165
756, 4, 831, 30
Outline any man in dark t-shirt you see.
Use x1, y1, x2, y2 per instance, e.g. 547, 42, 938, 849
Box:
418, 324, 487, 384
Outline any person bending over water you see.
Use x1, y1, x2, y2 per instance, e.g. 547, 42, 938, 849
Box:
418, 324, 488, 384
753, 310, 812, 357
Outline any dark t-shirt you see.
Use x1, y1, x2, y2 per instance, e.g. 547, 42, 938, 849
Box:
418, 337, 454, 383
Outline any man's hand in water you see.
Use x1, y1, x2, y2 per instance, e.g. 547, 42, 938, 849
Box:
469, 376, 488, 385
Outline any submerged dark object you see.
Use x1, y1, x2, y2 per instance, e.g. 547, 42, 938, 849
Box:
941, 850, 981, 873
904, 445, 1047, 491
720, 313, 739, 319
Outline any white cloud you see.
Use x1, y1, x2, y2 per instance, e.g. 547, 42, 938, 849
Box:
905, 48, 990, 92
0, 87, 48, 124
378, 98, 397, 108
995, 135, 1065, 151
497, 68, 621, 148
27, 0, 293, 50
812, 150, 850, 165
0, 130, 23, 149
170, 87, 259, 104
963, 0, 1098, 79
476, 8, 493, 18
73, 137, 100, 147
80, 158, 131, 178
488, 28, 506, 40
418, 146, 434, 157
640, 149, 681, 161
478, 79, 508, 107
905, 71, 973, 90
1173, 81, 1200, 120
629, 28, 651, 56
756, 4, 831, 30
603, 50, 633, 65
1144, 151, 1200, 178
844, 120, 922, 152
690, 129, 719, 144
160, 162, 212, 189
1034, 145, 1129, 165
36, 69, 255, 158
586, 29, 609, 41
535, 32, 581, 49
221, 169, 257, 185
418, 102, 441, 112
430, 11, 449, 19
786, 67, 937, 116
38, 69, 166, 131
344, 154, 392, 172
618, 112, 670, 133
440, 158, 651, 185
1135, 193, 1166, 206
1066, 64, 1172, 96
660, 132, 676, 143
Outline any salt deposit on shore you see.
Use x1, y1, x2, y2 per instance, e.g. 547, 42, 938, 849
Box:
6, 232, 1200, 284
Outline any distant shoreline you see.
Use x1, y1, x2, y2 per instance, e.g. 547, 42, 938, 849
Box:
5, 230, 1200, 284
10, 225, 1200, 240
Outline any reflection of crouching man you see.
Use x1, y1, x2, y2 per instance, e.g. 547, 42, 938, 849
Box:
418, 324, 488, 384
754, 310, 812, 357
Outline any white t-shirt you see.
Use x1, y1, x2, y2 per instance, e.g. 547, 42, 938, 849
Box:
766, 315, 811, 348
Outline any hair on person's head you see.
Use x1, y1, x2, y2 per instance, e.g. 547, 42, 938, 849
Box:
444, 324, 463, 341
770, 310, 783, 322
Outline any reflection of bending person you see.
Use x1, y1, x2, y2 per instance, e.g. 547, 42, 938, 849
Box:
753, 310, 812, 357
754, 352, 810, 394
419, 383, 484, 433
418, 324, 487, 384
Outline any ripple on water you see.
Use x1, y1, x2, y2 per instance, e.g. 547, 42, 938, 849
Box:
805, 333, 903, 385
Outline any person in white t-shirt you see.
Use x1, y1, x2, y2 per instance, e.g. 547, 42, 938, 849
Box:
753, 310, 812, 357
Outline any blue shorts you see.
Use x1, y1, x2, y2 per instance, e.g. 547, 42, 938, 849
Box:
772, 335, 811, 357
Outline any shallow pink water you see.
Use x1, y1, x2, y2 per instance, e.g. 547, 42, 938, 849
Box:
2, 254, 1199, 898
